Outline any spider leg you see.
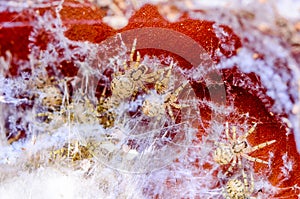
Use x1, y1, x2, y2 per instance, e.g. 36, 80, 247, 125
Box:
166, 104, 175, 121
164, 60, 173, 80
169, 100, 181, 109
241, 168, 249, 194
130, 38, 137, 62
245, 140, 276, 153
36, 112, 54, 120
232, 125, 237, 142
155, 62, 174, 93
130, 88, 139, 100
240, 123, 257, 140
134, 51, 141, 68
161, 61, 173, 86
239, 157, 256, 198
241, 153, 269, 164
249, 173, 254, 194
173, 81, 188, 96
123, 62, 128, 71
136, 80, 148, 93
237, 155, 242, 169
225, 122, 231, 142
7, 131, 22, 144
225, 155, 237, 176
100, 85, 107, 101
164, 81, 188, 109
129, 38, 140, 69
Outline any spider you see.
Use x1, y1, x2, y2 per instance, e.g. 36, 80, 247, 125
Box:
110, 38, 161, 100
35, 80, 64, 123
224, 169, 256, 199
50, 140, 97, 163
142, 81, 189, 121
35, 77, 76, 123
213, 122, 276, 175
34, 75, 64, 114
40, 85, 63, 110
37, 94, 99, 126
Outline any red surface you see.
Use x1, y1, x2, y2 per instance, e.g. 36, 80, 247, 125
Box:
0, 1, 299, 198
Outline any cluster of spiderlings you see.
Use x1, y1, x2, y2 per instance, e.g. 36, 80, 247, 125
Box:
96, 39, 188, 129
76, 38, 200, 173
25, 38, 196, 174
212, 122, 276, 198
33, 38, 189, 133
33, 74, 101, 127
36, 92, 99, 126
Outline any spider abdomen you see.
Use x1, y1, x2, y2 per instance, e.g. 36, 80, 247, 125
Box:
213, 146, 233, 165
226, 179, 246, 199
111, 75, 135, 99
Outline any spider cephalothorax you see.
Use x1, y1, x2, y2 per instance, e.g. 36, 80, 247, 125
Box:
213, 122, 276, 174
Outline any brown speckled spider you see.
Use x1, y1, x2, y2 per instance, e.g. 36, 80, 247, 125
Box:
142, 81, 188, 121
110, 39, 159, 99
213, 122, 276, 175
50, 140, 97, 163
224, 169, 256, 199
37, 94, 99, 125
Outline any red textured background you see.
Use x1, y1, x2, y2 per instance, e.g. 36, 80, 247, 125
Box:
0, 1, 299, 198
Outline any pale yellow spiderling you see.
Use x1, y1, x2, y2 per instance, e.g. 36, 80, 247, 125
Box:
34, 76, 64, 114
224, 169, 256, 199
213, 122, 276, 175
142, 81, 189, 121
40, 85, 63, 109
35, 78, 65, 123
110, 38, 162, 100
37, 94, 99, 126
